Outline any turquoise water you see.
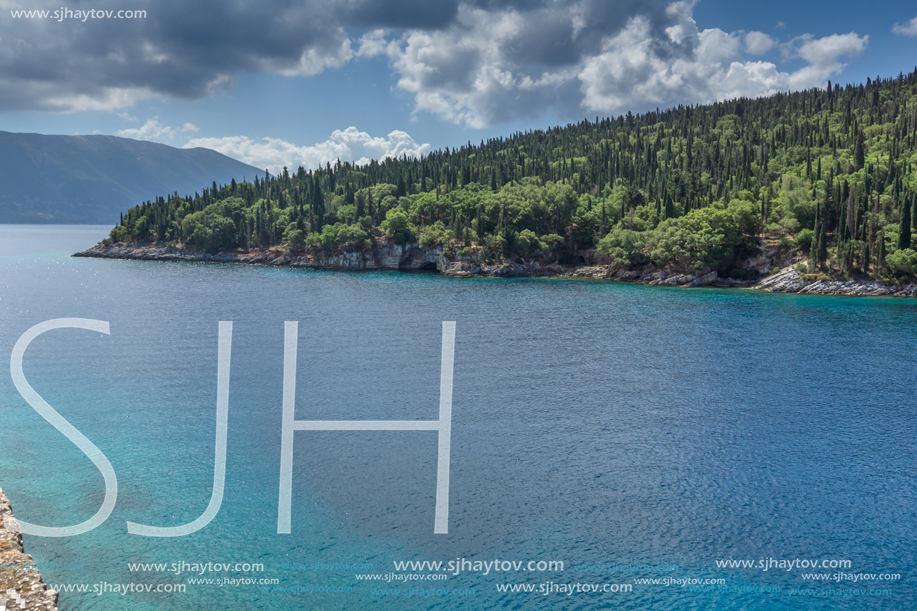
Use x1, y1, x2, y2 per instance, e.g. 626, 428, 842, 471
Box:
0, 225, 914, 610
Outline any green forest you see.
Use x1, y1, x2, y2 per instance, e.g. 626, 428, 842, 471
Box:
106, 70, 917, 282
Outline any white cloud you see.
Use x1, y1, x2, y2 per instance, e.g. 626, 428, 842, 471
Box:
744, 31, 775, 55
116, 118, 199, 141
384, 4, 577, 128
377, 1, 868, 127
784, 32, 867, 90
273, 37, 354, 77
0, 0, 873, 128
892, 15, 917, 36
183, 127, 431, 174
357, 29, 394, 57
578, 16, 866, 116
794, 32, 867, 66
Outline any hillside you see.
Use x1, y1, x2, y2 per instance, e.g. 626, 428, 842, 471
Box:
98, 70, 917, 284
0, 132, 262, 224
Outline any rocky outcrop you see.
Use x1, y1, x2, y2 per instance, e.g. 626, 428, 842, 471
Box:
439, 260, 567, 278
75, 242, 917, 297
73, 242, 731, 284
754, 266, 917, 297
0, 489, 58, 610
74, 240, 450, 272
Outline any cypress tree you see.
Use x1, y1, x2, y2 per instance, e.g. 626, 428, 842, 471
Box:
912, 197, 916, 232
877, 231, 887, 271
810, 219, 820, 262
854, 132, 865, 169
900, 197, 912, 250
817, 224, 828, 266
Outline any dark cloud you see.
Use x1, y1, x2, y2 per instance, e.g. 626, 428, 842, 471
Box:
0, 0, 868, 125
335, 0, 459, 29
0, 0, 350, 110
0, 0, 673, 112
466, 0, 672, 70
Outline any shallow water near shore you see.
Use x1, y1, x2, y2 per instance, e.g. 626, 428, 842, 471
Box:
0, 225, 915, 610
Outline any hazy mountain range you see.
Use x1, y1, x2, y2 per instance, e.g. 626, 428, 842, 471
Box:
0, 131, 263, 224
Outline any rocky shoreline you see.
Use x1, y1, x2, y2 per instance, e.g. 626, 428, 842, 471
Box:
74, 242, 917, 297
0, 489, 59, 610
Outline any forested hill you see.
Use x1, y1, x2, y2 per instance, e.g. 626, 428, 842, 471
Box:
107, 70, 917, 281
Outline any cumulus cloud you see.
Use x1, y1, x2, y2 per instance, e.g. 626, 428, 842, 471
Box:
892, 15, 917, 36
577, 18, 866, 115
0, 0, 871, 127
378, 0, 867, 126
744, 31, 775, 55
116, 118, 198, 141
357, 29, 395, 58
184, 127, 430, 174
0, 0, 355, 112
793, 32, 867, 66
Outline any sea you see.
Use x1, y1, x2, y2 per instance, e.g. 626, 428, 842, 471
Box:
0, 224, 914, 610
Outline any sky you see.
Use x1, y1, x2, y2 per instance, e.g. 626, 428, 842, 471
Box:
0, 0, 916, 173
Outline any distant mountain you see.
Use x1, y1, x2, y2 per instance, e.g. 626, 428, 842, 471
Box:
0, 131, 263, 224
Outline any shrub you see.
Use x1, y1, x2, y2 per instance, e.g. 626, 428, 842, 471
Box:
306, 223, 370, 254
647, 207, 742, 273
514, 229, 547, 259
596, 226, 648, 267
886, 248, 917, 275
794, 228, 814, 251
283, 224, 305, 250
381, 208, 417, 245
541, 233, 565, 258
183, 212, 238, 253
109, 225, 130, 243
419, 221, 445, 250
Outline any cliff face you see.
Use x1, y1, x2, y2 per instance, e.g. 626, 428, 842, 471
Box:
0, 489, 59, 610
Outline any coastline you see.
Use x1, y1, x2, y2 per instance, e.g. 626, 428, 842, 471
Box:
74, 242, 917, 298
0, 489, 59, 610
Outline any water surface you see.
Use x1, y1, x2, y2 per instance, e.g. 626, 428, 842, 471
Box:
0, 225, 914, 610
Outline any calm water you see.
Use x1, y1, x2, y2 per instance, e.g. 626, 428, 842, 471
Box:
0, 225, 914, 610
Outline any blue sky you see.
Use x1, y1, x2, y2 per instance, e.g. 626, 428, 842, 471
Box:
1, 0, 916, 172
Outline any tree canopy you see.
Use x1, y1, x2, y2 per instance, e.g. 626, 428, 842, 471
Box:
106, 70, 917, 281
